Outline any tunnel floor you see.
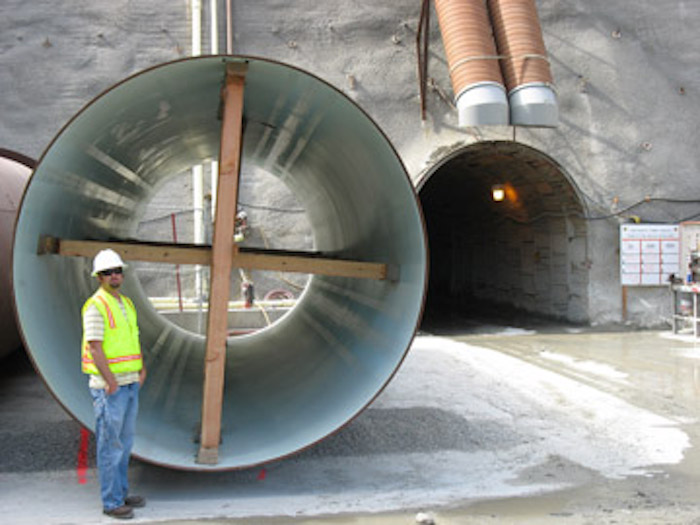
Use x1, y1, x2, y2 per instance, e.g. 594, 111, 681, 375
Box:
420, 299, 586, 336
3, 328, 700, 524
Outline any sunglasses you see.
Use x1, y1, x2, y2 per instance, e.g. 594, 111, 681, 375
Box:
99, 268, 123, 276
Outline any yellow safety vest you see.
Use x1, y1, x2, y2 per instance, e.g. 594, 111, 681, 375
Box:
81, 288, 142, 375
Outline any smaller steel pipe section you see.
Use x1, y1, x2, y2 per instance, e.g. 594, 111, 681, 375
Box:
0, 150, 33, 359
435, 0, 509, 126
487, 0, 558, 127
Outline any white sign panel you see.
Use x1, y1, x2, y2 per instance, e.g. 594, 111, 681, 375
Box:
620, 224, 680, 286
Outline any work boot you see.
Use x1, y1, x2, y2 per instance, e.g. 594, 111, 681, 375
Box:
124, 495, 146, 508
103, 504, 134, 520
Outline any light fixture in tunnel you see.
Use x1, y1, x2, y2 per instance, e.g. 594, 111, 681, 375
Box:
491, 184, 505, 202
13, 56, 428, 470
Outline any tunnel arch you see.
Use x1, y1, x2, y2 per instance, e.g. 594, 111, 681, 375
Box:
418, 140, 589, 329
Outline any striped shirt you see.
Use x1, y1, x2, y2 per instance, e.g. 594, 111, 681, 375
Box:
83, 299, 140, 389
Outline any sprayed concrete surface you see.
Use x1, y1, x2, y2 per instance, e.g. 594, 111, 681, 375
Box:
3, 328, 700, 524
3, 1, 700, 326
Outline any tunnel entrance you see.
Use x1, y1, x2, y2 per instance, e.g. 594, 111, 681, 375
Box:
419, 141, 589, 332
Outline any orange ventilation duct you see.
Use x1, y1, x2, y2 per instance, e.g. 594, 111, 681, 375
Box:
434, 0, 558, 127
434, 0, 509, 126
487, 0, 558, 126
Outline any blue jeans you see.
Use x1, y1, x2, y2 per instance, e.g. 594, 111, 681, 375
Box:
90, 382, 139, 511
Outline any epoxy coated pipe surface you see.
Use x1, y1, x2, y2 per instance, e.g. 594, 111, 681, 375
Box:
12, 57, 427, 470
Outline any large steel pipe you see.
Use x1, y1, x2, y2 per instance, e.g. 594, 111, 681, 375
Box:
0, 150, 33, 359
13, 56, 427, 470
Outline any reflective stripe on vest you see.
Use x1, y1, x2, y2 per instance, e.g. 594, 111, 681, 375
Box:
82, 348, 141, 366
95, 295, 116, 329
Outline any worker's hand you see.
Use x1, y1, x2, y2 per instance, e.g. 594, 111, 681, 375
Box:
139, 367, 147, 386
105, 379, 119, 396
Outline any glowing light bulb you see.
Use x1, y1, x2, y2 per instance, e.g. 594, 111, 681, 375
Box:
492, 184, 505, 202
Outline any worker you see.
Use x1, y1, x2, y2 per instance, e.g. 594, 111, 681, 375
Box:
81, 249, 147, 520
234, 209, 248, 242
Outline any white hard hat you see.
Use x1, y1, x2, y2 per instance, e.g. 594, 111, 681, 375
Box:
92, 249, 127, 276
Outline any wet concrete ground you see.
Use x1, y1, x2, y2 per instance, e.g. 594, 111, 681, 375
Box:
3, 323, 700, 524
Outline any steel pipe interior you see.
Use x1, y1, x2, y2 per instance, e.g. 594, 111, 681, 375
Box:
0, 150, 33, 359
12, 56, 427, 470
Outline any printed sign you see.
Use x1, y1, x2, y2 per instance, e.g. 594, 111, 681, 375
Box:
620, 224, 680, 286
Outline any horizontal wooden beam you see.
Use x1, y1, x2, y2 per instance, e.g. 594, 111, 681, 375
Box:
234, 251, 387, 280
39, 236, 389, 281
43, 237, 210, 265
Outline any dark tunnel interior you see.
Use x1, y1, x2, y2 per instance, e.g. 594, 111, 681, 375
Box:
418, 141, 589, 333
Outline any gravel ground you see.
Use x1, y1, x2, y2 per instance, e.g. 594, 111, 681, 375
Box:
2, 330, 700, 524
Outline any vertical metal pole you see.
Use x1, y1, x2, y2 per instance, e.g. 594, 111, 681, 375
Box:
171, 213, 184, 312
192, 0, 205, 309
191, 0, 202, 56
690, 291, 698, 339
210, 0, 218, 54
226, 0, 233, 54
210, 0, 220, 217
193, 164, 204, 303
197, 62, 247, 465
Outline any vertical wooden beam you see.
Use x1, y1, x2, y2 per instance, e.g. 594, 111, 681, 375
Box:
197, 62, 247, 464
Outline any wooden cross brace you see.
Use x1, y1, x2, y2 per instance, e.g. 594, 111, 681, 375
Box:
196, 62, 247, 464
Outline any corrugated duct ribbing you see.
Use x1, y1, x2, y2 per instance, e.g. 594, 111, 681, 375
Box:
434, 0, 509, 126
488, 0, 552, 89
435, 0, 503, 92
487, 0, 558, 126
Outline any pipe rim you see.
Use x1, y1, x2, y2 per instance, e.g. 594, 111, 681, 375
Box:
12, 55, 429, 471
508, 81, 558, 97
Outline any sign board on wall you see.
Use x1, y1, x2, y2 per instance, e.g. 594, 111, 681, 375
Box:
620, 224, 680, 286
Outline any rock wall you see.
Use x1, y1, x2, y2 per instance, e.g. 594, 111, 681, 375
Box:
2, 0, 698, 327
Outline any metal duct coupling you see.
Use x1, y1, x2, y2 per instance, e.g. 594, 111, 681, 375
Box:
488, 0, 558, 127
434, 0, 509, 126
12, 56, 427, 470
0, 150, 32, 359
